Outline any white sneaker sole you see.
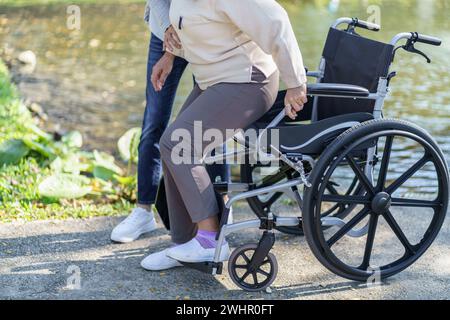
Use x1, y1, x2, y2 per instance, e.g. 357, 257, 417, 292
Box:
141, 260, 183, 271
111, 219, 157, 243
167, 245, 230, 263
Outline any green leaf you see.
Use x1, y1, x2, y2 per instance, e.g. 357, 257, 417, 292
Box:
50, 154, 81, 175
50, 157, 63, 172
94, 150, 115, 165
78, 151, 95, 160
117, 128, 141, 163
38, 174, 92, 199
114, 175, 136, 186
91, 178, 115, 194
0, 139, 29, 166
93, 166, 118, 181
93, 150, 123, 176
22, 137, 56, 159
28, 124, 53, 142
62, 131, 83, 149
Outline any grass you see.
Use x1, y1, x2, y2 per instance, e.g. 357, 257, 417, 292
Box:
0, 59, 133, 222
0, 158, 132, 222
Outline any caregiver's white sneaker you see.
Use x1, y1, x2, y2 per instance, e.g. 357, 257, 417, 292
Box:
111, 207, 157, 243
166, 238, 230, 263
141, 249, 183, 271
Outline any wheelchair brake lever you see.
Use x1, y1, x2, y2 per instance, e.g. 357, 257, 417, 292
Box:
403, 41, 431, 63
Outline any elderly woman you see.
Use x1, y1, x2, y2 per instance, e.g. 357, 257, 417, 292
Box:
111, 0, 230, 251
142, 0, 307, 270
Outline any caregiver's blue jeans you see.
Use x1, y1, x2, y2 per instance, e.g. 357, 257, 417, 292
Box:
137, 34, 230, 205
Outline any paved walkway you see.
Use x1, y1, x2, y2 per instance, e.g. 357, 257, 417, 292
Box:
1, 206, 449, 300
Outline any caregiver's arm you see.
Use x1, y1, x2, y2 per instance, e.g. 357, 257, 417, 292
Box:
216, 0, 308, 119
148, 0, 171, 36
148, 0, 181, 91
151, 52, 175, 92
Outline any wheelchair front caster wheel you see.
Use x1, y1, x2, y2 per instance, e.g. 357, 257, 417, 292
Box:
228, 244, 278, 292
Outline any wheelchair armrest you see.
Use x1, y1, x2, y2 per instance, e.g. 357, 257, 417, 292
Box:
307, 83, 370, 98
306, 71, 322, 78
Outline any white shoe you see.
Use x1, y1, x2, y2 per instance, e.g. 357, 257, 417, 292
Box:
111, 207, 157, 243
141, 248, 183, 271
166, 238, 230, 263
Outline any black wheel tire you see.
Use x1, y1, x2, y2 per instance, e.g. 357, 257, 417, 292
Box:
302, 119, 449, 282
228, 244, 278, 292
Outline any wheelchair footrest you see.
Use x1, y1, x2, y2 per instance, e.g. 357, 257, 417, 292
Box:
179, 261, 223, 275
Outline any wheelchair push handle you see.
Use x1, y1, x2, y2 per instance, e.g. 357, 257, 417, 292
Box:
351, 18, 381, 32
413, 32, 442, 46
332, 17, 380, 32
391, 32, 442, 46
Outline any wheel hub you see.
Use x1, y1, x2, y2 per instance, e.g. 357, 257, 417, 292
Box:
371, 192, 392, 214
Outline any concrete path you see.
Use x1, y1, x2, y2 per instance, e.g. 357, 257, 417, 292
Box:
1, 205, 449, 300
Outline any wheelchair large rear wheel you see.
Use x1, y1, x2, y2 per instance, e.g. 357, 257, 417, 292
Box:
302, 119, 449, 282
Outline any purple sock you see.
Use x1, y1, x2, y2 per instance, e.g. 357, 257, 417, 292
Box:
195, 230, 218, 249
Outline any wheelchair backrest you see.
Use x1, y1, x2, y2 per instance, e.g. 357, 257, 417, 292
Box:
316, 28, 394, 120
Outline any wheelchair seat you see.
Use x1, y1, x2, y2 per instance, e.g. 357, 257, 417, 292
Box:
269, 112, 374, 155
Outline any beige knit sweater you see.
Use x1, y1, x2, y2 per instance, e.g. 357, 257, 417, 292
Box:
169, 0, 307, 90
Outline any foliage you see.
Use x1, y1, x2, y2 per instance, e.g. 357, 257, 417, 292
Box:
0, 59, 140, 221
38, 174, 92, 199
118, 127, 141, 164
0, 139, 29, 166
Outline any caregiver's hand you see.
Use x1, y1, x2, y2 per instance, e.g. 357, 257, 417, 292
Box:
164, 25, 182, 52
284, 84, 308, 120
151, 52, 175, 92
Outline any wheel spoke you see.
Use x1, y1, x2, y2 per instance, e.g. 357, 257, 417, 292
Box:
360, 214, 379, 270
345, 176, 360, 196
251, 272, 259, 285
257, 268, 270, 277
261, 259, 270, 266
322, 184, 343, 214
346, 156, 375, 195
383, 210, 415, 255
376, 136, 394, 191
386, 155, 430, 194
322, 194, 371, 205
325, 182, 340, 195
239, 271, 251, 282
234, 265, 248, 269
327, 208, 370, 247
241, 253, 251, 264
391, 198, 441, 209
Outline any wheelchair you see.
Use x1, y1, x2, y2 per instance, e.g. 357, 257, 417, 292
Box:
156, 17, 449, 292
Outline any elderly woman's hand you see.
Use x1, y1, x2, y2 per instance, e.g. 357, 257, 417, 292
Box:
151, 52, 175, 92
284, 84, 308, 120
163, 25, 182, 52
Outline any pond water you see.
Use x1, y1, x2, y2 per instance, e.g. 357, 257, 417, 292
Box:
1, 0, 449, 187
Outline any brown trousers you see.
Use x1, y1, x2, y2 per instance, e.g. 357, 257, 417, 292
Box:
160, 68, 279, 244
